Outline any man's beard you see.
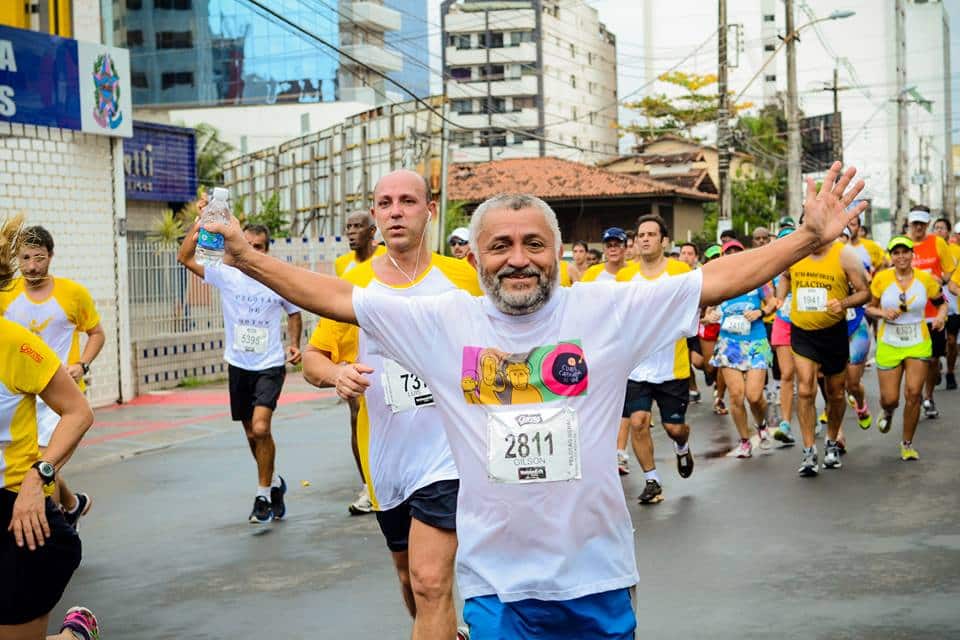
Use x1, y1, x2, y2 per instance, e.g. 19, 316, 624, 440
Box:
480, 263, 557, 315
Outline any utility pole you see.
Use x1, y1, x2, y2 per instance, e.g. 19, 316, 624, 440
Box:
717, 0, 732, 224
822, 67, 849, 165
919, 136, 930, 205
785, 0, 802, 221
894, 0, 909, 227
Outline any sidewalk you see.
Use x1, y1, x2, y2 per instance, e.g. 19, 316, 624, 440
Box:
70, 372, 338, 472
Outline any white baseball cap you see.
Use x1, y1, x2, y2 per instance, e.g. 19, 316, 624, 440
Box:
448, 227, 470, 243
908, 209, 931, 224
953, 222, 960, 234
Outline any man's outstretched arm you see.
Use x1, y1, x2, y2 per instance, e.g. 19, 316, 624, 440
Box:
204, 216, 357, 324
701, 161, 867, 307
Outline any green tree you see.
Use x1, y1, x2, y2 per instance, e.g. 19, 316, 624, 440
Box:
622, 71, 752, 143
246, 192, 289, 238
697, 171, 786, 245
147, 209, 184, 244
194, 122, 235, 188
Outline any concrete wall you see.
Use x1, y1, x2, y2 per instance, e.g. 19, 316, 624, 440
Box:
0, 121, 132, 406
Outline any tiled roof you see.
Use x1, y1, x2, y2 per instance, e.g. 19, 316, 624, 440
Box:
446, 157, 717, 203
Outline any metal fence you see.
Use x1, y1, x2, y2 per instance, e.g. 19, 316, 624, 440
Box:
128, 237, 350, 343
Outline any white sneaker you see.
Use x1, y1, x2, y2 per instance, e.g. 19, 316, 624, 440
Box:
823, 442, 842, 469
348, 486, 373, 515
735, 440, 753, 458
758, 426, 773, 450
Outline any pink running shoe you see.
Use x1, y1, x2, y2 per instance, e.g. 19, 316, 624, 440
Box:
735, 439, 753, 459
61, 606, 100, 640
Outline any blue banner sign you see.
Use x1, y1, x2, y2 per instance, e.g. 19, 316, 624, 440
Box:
124, 121, 198, 203
0, 24, 131, 137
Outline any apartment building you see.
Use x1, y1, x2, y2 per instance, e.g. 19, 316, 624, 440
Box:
441, 0, 618, 164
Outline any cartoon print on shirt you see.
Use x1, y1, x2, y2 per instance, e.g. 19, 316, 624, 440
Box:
460, 341, 589, 405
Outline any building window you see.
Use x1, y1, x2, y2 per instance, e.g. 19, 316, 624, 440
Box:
764, 74, 776, 82
131, 72, 148, 88
520, 63, 538, 77
480, 129, 507, 147
161, 71, 194, 90
155, 0, 192, 8
450, 67, 472, 81
569, 43, 576, 58
512, 96, 536, 111
126, 29, 144, 46
448, 34, 470, 49
480, 65, 505, 81
588, 52, 593, 64
510, 31, 534, 46
589, 111, 595, 125
451, 99, 473, 114
571, 106, 577, 120
482, 32, 504, 49
764, 43, 775, 51
763, 14, 775, 22
570, 75, 576, 89
572, 136, 579, 146
451, 130, 474, 146
485, 97, 506, 113
513, 129, 537, 144
156, 31, 193, 49
126, 0, 142, 9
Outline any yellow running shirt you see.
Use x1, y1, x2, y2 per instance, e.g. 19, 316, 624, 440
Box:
0, 319, 60, 490
309, 255, 481, 511
335, 245, 387, 277
789, 242, 847, 330
617, 258, 692, 381
559, 261, 572, 287
871, 268, 941, 345
580, 263, 625, 282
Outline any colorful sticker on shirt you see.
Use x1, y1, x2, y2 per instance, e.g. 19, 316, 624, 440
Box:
460, 341, 588, 405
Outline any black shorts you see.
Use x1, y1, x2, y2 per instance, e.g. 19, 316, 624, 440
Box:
228, 364, 286, 422
946, 314, 960, 339
791, 321, 849, 376
621, 378, 689, 424
928, 322, 947, 358
0, 489, 81, 625
686, 335, 701, 356
375, 480, 458, 553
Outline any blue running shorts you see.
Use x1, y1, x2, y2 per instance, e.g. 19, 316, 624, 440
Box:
463, 588, 636, 640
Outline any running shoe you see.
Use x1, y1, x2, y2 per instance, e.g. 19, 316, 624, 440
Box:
923, 398, 939, 419
638, 479, 664, 504
856, 406, 872, 430
617, 451, 630, 476
457, 626, 471, 640
270, 476, 287, 520
348, 486, 374, 515
61, 606, 100, 640
947, 372, 957, 390
774, 421, 796, 446
62, 492, 93, 530
798, 449, 819, 477
713, 398, 728, 415
899, 443, 920, 461
823, 442, 842, 469
249, 496, 273, 524
735, 439, 752, 458
689, 389, 701, 403
757, 425, 772, 450
676, 447, 694, 478
877, 411, 893, 434
846, 393, 857, 409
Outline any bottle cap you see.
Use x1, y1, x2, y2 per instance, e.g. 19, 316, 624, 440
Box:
212, 187, 229, 201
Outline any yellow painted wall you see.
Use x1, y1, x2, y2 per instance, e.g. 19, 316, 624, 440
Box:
0, 3, 29, 30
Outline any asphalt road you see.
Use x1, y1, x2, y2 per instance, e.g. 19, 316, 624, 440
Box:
50, 373, 960, 639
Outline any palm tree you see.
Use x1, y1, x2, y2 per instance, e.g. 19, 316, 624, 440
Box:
148, 209, 184, 244
194, 123, 235, 189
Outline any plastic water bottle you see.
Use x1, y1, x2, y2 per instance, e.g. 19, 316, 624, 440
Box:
196, 187, 230, 266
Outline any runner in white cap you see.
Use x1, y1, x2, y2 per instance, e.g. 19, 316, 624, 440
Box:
205, 162, 867, 638
448, 227, 471, 260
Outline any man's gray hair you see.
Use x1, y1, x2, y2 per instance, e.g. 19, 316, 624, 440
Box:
468, 194, 562, 257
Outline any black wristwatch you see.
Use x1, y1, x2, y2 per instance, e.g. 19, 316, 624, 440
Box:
31, 460, 56, 485
80, 362, 90, 374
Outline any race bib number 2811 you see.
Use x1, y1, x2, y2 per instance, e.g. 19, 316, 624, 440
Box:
487, 407, 581, 484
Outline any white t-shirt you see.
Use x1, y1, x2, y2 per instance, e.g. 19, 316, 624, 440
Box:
353, 270, 703, 602
310, 256, 481, 511
204, 262, 300, 371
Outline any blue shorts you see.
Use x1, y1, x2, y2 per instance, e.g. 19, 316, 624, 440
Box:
463, 588, 636, 640
848, 318, 870, 365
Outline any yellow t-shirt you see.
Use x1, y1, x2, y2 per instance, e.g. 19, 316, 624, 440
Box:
617, 259, 692, 380
861, 238, 886, 271
871, 268, 941, 344
580, 263, 626, 282
789, 242, 848, 330
334, 246, 387, 277
309, 254, 481, 511
0, 277, 99, 391
0, 318, 60, 490
559, 261, 572, 287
